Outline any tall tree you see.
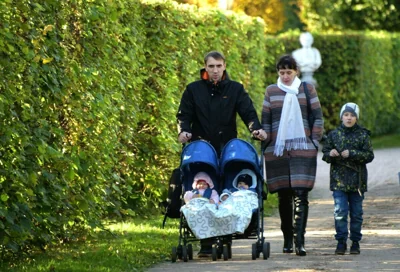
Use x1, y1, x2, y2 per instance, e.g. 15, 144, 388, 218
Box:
174, 0, 400, 33
173, 0, 304, 34
232, 0, 284, 34
281, 0, 306, 32
301, 0, 400, 32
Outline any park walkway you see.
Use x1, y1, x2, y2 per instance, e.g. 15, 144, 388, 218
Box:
148, 148, 400, 271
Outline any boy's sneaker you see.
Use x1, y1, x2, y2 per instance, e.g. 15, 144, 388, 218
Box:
350, 241, 360, 254
335, 240, 347, 255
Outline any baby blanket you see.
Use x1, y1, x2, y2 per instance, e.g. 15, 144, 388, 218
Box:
180, 190, 258, 239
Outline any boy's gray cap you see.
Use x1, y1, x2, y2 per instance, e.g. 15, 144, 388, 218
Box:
340, 102, 359, 119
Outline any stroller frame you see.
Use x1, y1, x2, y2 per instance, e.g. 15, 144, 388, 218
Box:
171, 139, 270, 262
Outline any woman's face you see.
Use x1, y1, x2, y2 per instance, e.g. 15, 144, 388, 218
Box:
278, 69, 297, 86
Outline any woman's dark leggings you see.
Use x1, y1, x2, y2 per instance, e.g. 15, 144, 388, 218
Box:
278, 189, 309, 245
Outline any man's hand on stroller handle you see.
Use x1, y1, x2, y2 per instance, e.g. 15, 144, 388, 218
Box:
252, 129, 267, 141
178, 131, 192, 143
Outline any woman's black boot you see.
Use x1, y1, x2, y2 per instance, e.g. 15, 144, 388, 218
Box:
295, 242, 307, 256
294, 190, 309, 256
283, 233, 293, 253
278, 190, 294, 253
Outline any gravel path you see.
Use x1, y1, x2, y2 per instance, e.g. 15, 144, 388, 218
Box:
148, 148, 400, 271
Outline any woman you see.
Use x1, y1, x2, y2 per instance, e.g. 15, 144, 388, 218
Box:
261, 55, 324, 256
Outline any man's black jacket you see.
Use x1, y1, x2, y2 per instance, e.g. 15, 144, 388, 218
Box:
177, 68, 262, 154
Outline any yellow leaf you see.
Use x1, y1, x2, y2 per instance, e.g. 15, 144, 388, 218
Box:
32, 39, 40, 47
43, 25, 54, 35
42, 57, 54, 64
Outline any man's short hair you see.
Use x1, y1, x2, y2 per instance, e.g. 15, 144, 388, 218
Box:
204, 51, 225, 65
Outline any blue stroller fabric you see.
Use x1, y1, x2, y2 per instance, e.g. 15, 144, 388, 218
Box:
180, 140, 219, 192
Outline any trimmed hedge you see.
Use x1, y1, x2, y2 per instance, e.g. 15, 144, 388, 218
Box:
0, 0, 267, 256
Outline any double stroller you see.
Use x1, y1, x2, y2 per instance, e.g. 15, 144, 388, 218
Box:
171, 138, 270, 262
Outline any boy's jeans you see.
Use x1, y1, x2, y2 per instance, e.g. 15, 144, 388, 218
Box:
333, 190, 364, 242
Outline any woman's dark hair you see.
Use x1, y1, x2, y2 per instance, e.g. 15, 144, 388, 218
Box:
276, 54, 298, 71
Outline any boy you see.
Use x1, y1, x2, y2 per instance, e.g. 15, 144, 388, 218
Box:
322, 102, 374, 255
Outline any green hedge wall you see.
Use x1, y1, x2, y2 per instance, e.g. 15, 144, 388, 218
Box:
0, 0, 267, 255
0, 0, 152, 254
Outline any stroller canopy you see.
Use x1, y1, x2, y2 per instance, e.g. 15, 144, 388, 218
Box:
181, 140, 219, 174
220, 138, 261, 177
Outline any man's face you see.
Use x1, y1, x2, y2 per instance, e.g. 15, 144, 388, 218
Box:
205, 57, 226, 82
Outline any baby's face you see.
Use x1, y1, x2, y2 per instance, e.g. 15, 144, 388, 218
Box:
221, 195, 229, 201
237, 181, 249, 189
196, 180, 208, 189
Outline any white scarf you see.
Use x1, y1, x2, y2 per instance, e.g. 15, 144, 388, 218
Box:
274, 76, 308, 156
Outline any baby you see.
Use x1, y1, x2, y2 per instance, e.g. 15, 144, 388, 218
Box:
233, 170, 256, 193
219, 169, 257, 204
219, 189, 232, 203
183, 171, 219, 204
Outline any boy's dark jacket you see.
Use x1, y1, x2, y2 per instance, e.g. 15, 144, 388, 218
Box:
322, 123, 374, 192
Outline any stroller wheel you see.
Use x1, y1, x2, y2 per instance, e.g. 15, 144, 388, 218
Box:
257, 242, 262, 258
217, 244, 222, 259
182, 245, 188, 262
212, 244, 218, 261
223, 244, 229, 261
263, 242, 270, 260
171, 246, 177, 263
251, 243, 257, 260
187, 244, 193, 260
177, 244, 183, 259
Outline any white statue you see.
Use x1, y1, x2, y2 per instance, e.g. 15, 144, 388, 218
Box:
292, 32, 322, 86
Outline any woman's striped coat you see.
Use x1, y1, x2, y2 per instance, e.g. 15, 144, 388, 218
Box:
261, 82, 324, 193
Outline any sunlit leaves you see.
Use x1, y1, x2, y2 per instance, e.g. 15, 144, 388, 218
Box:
1, 194, 9, 202
302, 0, 400, 32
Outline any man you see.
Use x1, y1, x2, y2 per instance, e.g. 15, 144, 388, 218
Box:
177, 50, 266, 155
176, 51, 267, 257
